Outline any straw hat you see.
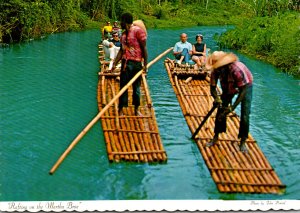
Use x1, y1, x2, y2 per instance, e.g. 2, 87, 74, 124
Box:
206, 51, 238, 70
133, 20, 147, 36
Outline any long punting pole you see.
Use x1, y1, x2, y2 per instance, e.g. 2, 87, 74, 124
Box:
49, 47, 173, 175
191, 103, 218, 139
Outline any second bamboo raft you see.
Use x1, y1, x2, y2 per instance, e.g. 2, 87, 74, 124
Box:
97, 45, 167, 163
164, 59, 286, 194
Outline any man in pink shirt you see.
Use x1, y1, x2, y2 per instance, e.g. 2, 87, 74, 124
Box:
112, 13, 148, 116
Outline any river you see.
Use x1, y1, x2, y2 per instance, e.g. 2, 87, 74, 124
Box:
0, 26, 299, 202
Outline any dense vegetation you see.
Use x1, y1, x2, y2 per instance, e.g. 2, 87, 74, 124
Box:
217, 12, 300, 77
1, 0, 299, 76
0, 0, 249, 43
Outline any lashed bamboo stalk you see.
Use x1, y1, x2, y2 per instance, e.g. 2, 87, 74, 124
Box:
135, 84, 151, 161
109, 112, 126, 161
134, 107, 151, 162
101, 120, 113, 162
223, 143, 253, 192
106, 80, 123, 161
139, 125, 151, 162
141, 106, 157, 162
126, 108, 145, 162
210, 145, 237, 192
245, 144, 278, 192
123, 109, 140, 161
104, 117, 119, 161
119, 115, 135, 161
97, 79, 114, 162
181, 78, 212, 138
141, 74, 166, 161
205, 146, 226, 192
106, 118, 120, 162
175, 75, 190, 115
235, 149, 269, 193
219, 142, 250, 192
109, 80, 130, 161
219, 145, 245, 192
101, 76, 106, 106
230, 140, 267, 192
148, 108, 167, 161
110, 81, 120, 129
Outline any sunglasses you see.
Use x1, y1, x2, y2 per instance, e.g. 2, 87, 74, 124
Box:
112, 35, 118, 37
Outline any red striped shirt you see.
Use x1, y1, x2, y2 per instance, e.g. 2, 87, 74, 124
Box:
211, 61, 253, 95
121, 25, 147, 62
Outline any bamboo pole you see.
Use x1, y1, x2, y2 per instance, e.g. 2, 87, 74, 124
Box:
135, 105, 150, 162
135, 104, 152, 161
102, 122, 113, 162
49, 47, 173, 175
119, 115, 135, 161
124, 109, 140, 162
141, 74, 165, 161
126, 108, 144, 162
107, 82, 126, 161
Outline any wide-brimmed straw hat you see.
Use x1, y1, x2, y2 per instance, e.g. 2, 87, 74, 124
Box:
206, 51, 238, 70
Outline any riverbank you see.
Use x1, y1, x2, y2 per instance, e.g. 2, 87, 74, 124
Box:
216, 12, 300, 77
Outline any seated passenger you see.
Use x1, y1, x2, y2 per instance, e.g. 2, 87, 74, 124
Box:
102, 35, 111, 61
101, 21, 112, 40
192, 34, 207, 70
112, 21, 122, 37
102, 31, 121, 70
173, 33, 192, 65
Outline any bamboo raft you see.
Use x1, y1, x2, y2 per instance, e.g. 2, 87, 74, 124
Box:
97, 44, 167, 163
164, 59, 286, 194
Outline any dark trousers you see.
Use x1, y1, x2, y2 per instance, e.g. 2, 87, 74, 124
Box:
214, 85, 253, 140
175, 48, 190, 63
119, 60, 142, 109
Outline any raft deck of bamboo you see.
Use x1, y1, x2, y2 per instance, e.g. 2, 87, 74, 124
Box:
97, 45, 167, 163
164, 60, 285, 194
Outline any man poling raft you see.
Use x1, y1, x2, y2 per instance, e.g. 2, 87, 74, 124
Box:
111, 13, 148, 116
205, 51, 253, 153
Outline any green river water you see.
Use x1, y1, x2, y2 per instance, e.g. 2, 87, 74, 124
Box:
0, 27, 299, 202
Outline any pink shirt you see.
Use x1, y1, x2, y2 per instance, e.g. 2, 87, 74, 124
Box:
121, 25, 147, 62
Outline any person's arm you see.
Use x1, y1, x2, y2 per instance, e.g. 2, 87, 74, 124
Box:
140, 39, 148, 71
231, 85, 247, 111
173, 43, 181, 55
229, 64, 249, 112
210, 71, 222, 105
101, 27, 104, 41
189, 43, 193, 55
192, 45, 196, 55
111, 47, 123, 70
203, 44, 207, 56
221, 85, 247, 118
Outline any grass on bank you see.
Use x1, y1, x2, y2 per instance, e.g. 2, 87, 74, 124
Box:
216, 12, 300, 77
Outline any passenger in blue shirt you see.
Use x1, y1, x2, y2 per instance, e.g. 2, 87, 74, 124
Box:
173, 33, 193, 65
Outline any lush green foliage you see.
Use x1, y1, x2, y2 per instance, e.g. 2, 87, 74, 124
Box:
0, 0, 254, 42
0, 0, 89, 43
217, 12, 300, 77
